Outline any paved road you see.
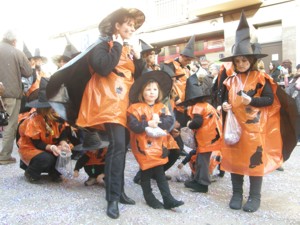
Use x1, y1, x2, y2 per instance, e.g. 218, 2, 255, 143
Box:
0, 140, 299, 225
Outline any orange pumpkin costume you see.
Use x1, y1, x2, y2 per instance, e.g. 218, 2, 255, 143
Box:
127, 102, 172, 170
18, 112, 67, 165
221, 72, 282, 176
187, 102, 223, 154
77, 44, 134, 129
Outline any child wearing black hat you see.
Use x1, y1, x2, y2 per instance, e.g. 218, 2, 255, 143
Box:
73, 131, 109, 186
127, 70, 184, 210
177, 75, 222, 193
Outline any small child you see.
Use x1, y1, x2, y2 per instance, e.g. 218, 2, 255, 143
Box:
127, 70, 184, 209
177, 73, 223, 193
73, 131, 109, 186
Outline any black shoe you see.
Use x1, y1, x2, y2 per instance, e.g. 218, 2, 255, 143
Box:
24, 171, 40, 184
164, 199, 184, 209
184, 180, 208, 193
218, 170, 225, 178
107, 201, 119, 219
119, 192, 135, 205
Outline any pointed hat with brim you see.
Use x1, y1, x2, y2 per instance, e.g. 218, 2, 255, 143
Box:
140, 39, 161, 55
33, 48, 48, 64
23, 42, 32, 59
220, 11, 267, 62
177, 74, 211, 107
53, 35, 80, 64
180, 35, 195, 58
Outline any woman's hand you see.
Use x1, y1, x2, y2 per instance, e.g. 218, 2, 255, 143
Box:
112, 34, 123, 46
222, 102, 232, 112
50, 145, 61, 156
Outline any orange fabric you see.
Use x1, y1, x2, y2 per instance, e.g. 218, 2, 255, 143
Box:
187, 102, 222, 153
166, 134, 179, 150
18, 113, 67, 165
85, 148, 107, 166
189, 154, 197, 175
18, 108, 36, 123
209, 150, 222, 174
25, 71, 47, 97
76, 45, 134, 129
165, 59, 190, 113
221, 71, 282, 176
127, 102, 170, 170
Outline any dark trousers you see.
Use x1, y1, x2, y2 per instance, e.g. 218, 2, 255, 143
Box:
26, 151, 59, 179
164, 149, 180, 171
84, 165, 105, 178
194, 152, 212, 185
141, 165, 166, 184
104, 123, 127, 201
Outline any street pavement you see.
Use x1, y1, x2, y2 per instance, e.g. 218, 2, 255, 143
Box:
0, 140, 299, 225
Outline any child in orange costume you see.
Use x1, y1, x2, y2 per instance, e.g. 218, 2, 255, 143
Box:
177, 71, 222, 193
18, 78, 71, 183
73, 131, 109, 186
127, 71, 184, 210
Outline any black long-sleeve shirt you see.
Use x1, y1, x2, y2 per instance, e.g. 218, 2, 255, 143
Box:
128, 111, 174, 134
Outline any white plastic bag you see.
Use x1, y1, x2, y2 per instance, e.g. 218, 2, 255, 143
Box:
55, 151, 73, 178
224, 109, 241, 145
145, 127, 167, 138
180, 127, 196, 149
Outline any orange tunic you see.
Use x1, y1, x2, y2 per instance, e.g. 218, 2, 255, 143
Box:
76, 46, 134, 129
85, 148, 107, 166
164, 59, 190, 113
187, 102, 222, 153
18, 113, 66, 165
127, 102, 171, 170
221, 71, 282, 176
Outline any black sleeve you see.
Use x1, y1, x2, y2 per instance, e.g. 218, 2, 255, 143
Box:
188, 114, 203, 129
158, 114, 175, 131
31, 138, 47, 151
74, 154, 90, 171
133, 58, 145, 80
181, 149, 196, 165
88, 41, 122, 76
58, 129, 68, 142
128, 114, 148, 134
250, 80, 274, 107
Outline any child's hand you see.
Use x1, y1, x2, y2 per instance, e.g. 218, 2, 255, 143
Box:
177, 163, 184, 169
50, 145, 60, 156
97, 173, 105, 185
152, 113, 161, 123
73, 170, 79, 178
171, 128, 180, 138
148, 120, 159, 128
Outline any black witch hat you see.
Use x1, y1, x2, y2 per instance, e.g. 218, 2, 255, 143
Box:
26, 77, 51, 108
140, 39, 161, 55
32, 48, 48, 63
53, 35, 80, 64
177, 74, 211, 107
73, 131, 109, 151
129, 70, 172, 104
180, 35, 195, 58
220, 11, 267, 62
23, 42, 32, 59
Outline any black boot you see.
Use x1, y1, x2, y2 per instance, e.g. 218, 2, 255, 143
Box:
133, 170, 141, 184
119, 191, 135, 205
243, 176, 262, 212
107, 201, 119, 219
157, 180, 184, 209
141, 181, 164, 209
229, 173, 244, 210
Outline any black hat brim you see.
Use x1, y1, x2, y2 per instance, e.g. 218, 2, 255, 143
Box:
73, 140, 109, 151
220, 53, 268, 62
26, 99, 51, 108
177, 95, 210, 107
129, 70, 172, 104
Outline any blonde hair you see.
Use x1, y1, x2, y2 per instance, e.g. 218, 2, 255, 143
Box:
36, 108, 57, 121
138, 80, 163, 103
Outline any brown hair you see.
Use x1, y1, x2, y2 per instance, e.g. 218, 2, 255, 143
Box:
137, 80, 163, 103
36, 108, 57, 121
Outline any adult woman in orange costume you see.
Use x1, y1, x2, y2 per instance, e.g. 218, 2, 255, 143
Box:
76, 8, 145, 219
220, 12, 282, 212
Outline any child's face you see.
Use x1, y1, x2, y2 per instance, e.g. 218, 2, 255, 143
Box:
233, 56, 251, 72
143, 82, 159, 105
